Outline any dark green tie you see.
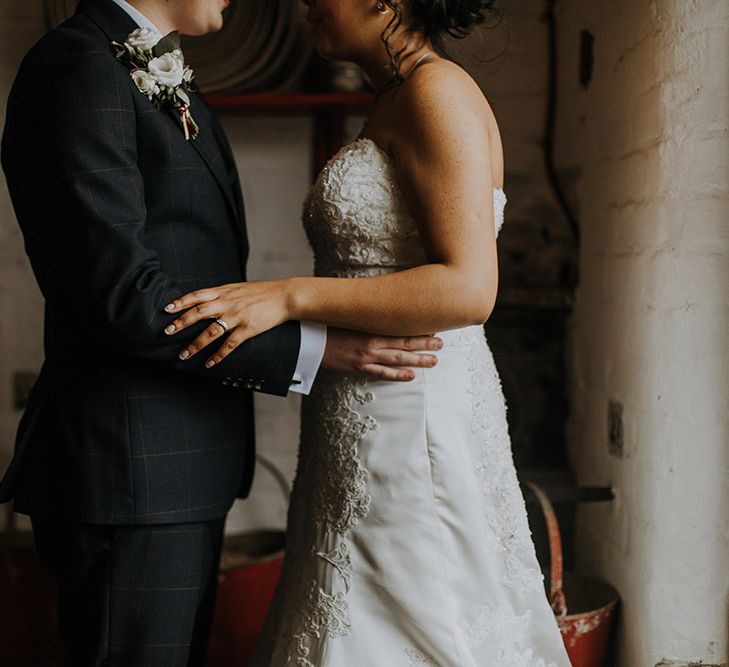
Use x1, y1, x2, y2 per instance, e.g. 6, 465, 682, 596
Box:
152, 31, 182, 57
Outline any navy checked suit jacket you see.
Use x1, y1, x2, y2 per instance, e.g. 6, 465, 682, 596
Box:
0, 0, 302, 524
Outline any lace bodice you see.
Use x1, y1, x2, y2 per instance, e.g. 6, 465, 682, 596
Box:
303, 137, 506, 278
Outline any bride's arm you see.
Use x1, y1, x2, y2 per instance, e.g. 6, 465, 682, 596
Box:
165, 68, 499, 365
295, 69, 498, 334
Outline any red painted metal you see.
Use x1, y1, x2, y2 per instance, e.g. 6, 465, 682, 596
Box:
206, 531, 285, 666
525, 482, 619, 667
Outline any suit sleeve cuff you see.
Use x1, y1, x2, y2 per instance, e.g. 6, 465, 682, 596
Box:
289, 321, 327, 395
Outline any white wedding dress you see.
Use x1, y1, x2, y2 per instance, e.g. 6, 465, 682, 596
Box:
252, 138, 571, 666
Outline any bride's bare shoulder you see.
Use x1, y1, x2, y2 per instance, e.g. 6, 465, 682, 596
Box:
390, 57, 498, 156
409, 57, 485, 94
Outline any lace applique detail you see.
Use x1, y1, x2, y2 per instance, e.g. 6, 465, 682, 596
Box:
464, 605, 558, 667
288, 582, 350, 667
466, 338, 544, 594
303, 375, 376, 534
405, 648, 439, 665
270, 374, 376, 664
303, 139, 424, 279
316, 543, 352, 592
464, 605, 531, 648
303, 138, 505, 280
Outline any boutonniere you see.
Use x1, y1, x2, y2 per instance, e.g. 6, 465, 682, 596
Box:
113, 27, 199, 141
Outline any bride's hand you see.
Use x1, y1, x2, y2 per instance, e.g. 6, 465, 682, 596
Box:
162, 280, 293, 367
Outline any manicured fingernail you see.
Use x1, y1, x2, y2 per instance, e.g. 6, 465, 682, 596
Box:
164, 304, 175, 312
164, 325, 176, 335
428, 356, 437, 366
205, 360, 215, 369
434, 339, 444, 349
179, 350, 190, 360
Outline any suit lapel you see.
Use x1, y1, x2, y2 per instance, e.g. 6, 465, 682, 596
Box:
202, 99, 249, 253
190, 84, 248, 256
77, 0, 243, 235
164, 100, 240, 226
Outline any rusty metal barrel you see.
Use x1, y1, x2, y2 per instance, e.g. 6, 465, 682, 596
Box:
525, 482, 619, 667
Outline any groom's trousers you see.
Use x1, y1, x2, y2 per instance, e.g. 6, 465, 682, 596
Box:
31, 516, 225, 666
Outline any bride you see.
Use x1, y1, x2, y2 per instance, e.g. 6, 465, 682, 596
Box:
165, 0, 571, 664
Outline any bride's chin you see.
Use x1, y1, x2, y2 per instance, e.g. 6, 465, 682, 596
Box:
312, 41, 335, 61
310, 35, 345, 62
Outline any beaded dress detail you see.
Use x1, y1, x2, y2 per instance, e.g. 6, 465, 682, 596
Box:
252, 139, 571, 667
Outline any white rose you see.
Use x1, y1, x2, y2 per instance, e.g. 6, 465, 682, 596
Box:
126, 27, 163, 51
148, 52, 184, 88
131, 70, 159, 98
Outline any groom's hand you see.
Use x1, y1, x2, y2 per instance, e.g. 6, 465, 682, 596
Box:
322, 328, 443, 381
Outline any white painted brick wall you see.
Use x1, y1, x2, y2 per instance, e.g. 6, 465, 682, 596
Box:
557, 0, 729, 664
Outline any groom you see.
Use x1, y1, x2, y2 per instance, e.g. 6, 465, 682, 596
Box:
0, 0, 441, 663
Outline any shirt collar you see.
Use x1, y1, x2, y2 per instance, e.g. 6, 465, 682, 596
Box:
109, 0, 162, 32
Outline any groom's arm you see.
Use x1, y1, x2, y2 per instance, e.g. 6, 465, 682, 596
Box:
2, 41, 301, 395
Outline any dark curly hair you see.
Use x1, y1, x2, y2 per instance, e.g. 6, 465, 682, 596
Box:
380, 0, 500, 85
404, 0, 498, 44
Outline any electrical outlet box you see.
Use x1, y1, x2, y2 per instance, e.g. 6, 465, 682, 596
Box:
608, 400, 624, 458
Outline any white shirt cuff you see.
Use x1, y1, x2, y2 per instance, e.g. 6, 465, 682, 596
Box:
290, 322, 327, 395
